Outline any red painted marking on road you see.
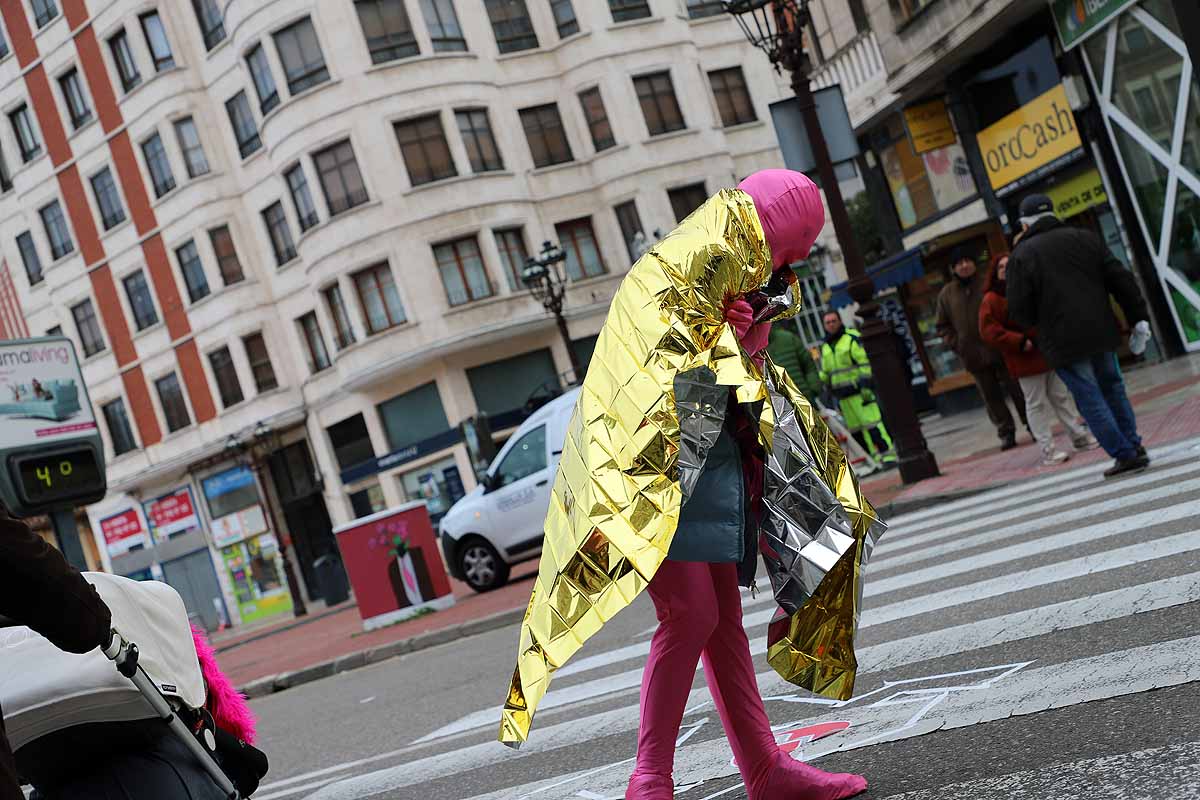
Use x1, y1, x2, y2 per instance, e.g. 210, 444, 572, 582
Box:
777, 720, 851, 754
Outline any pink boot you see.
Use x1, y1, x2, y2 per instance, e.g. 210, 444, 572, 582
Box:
626, 771, 674, 800
702, 564, 867, 800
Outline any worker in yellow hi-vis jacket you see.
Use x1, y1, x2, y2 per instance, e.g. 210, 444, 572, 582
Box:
819, 310, 894, 460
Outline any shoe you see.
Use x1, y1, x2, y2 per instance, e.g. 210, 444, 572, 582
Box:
626, 771, 673, 799
749, 750, 868, 800
1072, 436, 1101, 451
1103, 454, 1150, 479
1136, 444, 1148, 460
1040, 449, 1070, 466
1000, 434, 1018, 451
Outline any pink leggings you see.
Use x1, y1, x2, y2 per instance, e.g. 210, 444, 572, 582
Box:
634, 559, 777, 788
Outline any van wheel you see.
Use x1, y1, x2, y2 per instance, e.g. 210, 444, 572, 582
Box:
460, 538, 509, 592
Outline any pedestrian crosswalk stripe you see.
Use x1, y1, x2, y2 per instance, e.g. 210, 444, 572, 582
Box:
889, 445, 1198, 538
887, 440, 1196, 531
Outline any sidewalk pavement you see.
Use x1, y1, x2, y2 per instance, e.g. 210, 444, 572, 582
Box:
220, 354, 1200, 698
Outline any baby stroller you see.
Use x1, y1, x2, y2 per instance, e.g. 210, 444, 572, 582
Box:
0, 573, 267, 799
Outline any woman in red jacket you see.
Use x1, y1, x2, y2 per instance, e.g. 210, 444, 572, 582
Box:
979, 254, 1097, 466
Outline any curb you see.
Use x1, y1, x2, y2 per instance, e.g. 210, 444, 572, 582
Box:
238, 605, 528, 699
876, 486, 992, 520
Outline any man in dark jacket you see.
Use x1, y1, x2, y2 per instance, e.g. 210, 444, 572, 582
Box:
766, 322, 823, 399
935, 247, 1029, 449
1007, 193, 1153, 478
1, 511, 112, 799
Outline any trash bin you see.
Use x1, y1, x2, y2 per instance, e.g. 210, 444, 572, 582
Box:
313, 553, 350, 606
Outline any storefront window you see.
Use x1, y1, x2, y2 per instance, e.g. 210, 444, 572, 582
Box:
398, 456, 465, 524
1110, 13, 1182, 153
202, 466, 258, 520
221, 534, 291, 624
377, 382, 451, 453
1181, 79, 1200, 180
1112, 123, 1171, 242
349, 483, 387, 518
1168, 184, 1200, 343
875, 115, 975, 230
903, 272, 965, 381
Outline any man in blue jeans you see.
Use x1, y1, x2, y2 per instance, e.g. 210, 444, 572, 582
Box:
1007, 193, 1154, 478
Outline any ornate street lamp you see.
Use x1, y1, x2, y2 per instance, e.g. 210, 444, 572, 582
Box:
723, 0, 938, 484
226, 421, 308, 616
522, 240, 585, 384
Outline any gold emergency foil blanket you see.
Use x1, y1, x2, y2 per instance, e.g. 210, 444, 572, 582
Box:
498, 190, 885, 747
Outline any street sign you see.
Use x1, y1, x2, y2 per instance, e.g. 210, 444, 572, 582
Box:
0, 336, 106, 516
769, 85, 860, 175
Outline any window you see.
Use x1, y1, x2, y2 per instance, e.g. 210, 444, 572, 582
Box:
519, 103, 572, 167
555, 218, 606, 280
551, 0, 578, 37
285, 164, 319, 231
394, 115, 457, 186
102, 399, 137, 456
686, 0, 723, 18
109, 30, 142, 92
122, 270, 159, 331
31, 0, 58, 29
848, 0, 869, 32
17, 232, 42, 286
494, 424, 546, 486
579, 87, 615, 151
614, 200, 644, 262
201, 466, 258, 519
225, 91, 261, 158
327, 414, 374, 470
59, 69, 93, 130
0, 146, 10, 192
634, 72, 685, 135
433, 236, 493, 306
349, 484, 386, 518
313, 140, 368, 214
871, 113, 975, 231
46, 325, 62, 335
242, 332, 278, 392
377, 382, 451, 452
175, 240, 210, 303
668, 182, 708, 222
209, 347, 244, 408
467, 349, 558, 418
142, 133, 176, 198
174, 117, 210, 178
40, 200, 73, 260
140, 12, 175, 72
709, 67, 756, 127
209, 225, 245, 285
356, 0, 419, 63
494, 227, 529, 291
609, 0, 651, 22
273, 17, 329, 95
298, 311, 331, 372
484, 0, 537, 54
420, 0, 467, 51
71, 299, 106, 357
246, 45, 279, 115
91, 167, 126, 230
192, 0, 225, 49
353, 262, 407, 333
893, 0, 932, 23
155, 373, 191, 433
10, 105, 41, 163
455, 109, 503, 172
262, 201, 297, 266
323, 284, 356, 349
0, 20, 8, 59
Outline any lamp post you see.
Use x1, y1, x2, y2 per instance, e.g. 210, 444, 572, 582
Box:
226, 421, 308, 616
522, 240, 585, 385
722, 0, 938, 484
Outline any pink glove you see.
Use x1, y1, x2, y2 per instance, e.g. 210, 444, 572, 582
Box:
724, 299, 771, 358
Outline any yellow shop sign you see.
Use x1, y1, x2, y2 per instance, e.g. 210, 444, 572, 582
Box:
1046, 169, 1109, 219
976, 84, 1084, 194
904, 98, 957, 154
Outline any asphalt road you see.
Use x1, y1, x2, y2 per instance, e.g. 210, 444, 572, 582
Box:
249, 438, 1200, 800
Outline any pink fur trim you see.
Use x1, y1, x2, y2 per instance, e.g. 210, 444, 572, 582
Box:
192, 625, 257, 743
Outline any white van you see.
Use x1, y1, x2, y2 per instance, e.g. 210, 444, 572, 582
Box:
439, 387, 580, 591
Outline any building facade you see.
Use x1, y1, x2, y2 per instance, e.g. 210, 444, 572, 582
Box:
0, 0, 863, 627
824, 0, 1198, 417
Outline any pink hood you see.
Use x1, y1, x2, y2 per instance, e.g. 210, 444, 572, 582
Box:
737, 169, 825, 270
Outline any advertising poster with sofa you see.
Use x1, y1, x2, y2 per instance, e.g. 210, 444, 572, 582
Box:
0, 338, 96, 446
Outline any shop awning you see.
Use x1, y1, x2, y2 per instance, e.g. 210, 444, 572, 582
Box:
828, 247, 925, 310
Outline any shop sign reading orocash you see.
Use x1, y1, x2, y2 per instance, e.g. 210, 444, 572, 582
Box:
976, 84, 1085, 196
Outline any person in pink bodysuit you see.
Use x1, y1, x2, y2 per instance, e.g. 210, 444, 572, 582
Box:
626, 170, 868, 800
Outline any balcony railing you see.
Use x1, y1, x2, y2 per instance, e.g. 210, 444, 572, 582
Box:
810, 31, 894, 129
